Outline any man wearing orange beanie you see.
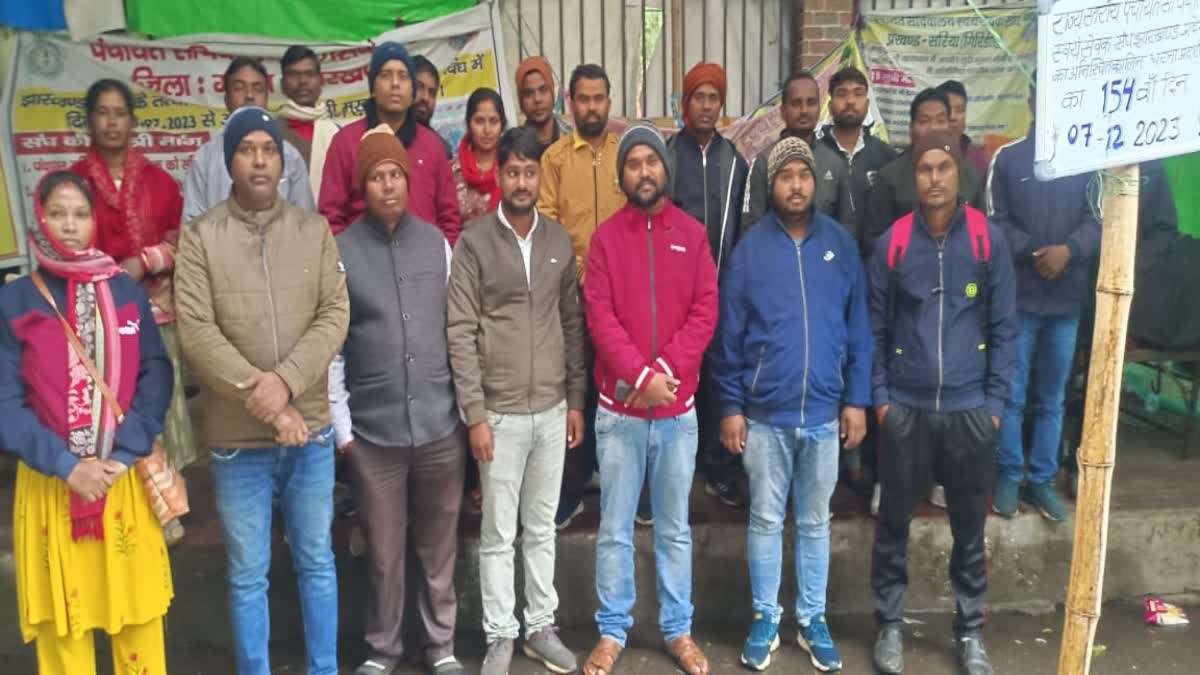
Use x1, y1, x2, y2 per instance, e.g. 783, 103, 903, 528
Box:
666, 61, 750, 511
515, 56, 571, 157
330, 126, 468, 675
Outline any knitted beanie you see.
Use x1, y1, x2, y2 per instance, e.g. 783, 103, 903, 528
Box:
766, 136, 816, 187
357, 124, 410, 188
223, 106, 284, 175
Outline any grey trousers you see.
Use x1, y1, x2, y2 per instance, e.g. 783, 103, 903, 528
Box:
349, 425, 466, 663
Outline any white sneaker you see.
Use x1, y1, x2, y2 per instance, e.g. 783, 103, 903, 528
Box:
870, 483, 881, 517
929, 484, 947, 509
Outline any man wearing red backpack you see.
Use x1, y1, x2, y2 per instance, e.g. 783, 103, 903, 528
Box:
867, 129, 1016, 675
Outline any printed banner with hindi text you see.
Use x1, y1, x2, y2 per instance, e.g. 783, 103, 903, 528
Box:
0, 4, 511, 265
860, 9, 1037, 149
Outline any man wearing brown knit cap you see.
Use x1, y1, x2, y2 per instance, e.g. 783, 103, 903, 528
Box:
666, 61, 750, 511
516, 56, 570, 157
331, 126, 468, 675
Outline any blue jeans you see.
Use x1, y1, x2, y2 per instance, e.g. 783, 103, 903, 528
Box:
999, 313, 1080, 485
743, 419, 840, 624
210, 429, 338, 675
594, 406, 698, 646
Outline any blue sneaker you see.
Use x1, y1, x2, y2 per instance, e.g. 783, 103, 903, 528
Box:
992, 478, 1020, 518
740, 612, 780, 670
1026, 481, 1068, 522
798, 615, 842, 672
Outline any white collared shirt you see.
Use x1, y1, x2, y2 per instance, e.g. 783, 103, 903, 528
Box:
497, 205, 539, 287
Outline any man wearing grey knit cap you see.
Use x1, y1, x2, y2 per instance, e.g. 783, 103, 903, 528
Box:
713, 136, 872, 672
581, 120, 719, 675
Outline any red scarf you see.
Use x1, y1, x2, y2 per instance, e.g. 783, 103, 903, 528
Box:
457, 135, 501, 211
80, 146, 150, 253
31, 174, 124, 541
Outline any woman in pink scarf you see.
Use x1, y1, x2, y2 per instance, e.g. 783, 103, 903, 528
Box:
1, 171, 173, 674
453, 87, 507, 224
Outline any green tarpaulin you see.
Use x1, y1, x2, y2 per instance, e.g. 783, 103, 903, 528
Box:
1164, 152, 1199, 239
125, 0, 476, 41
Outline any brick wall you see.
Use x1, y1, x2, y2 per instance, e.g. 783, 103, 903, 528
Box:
797, 0, 856, 70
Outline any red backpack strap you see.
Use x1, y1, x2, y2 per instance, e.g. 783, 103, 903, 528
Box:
963, 205, 991, 262
887, 212, 915, 270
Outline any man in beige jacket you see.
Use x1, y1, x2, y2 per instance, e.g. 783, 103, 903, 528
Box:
174, 106, 349, 675
449, 127, 587, 675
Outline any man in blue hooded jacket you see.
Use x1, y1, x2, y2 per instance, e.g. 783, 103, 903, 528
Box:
868, 129, 1016, 675
715, 137, 872, 672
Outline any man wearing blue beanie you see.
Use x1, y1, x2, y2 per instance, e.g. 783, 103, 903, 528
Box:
223, 106, 286, 173
174, 79, 350, 675
319, 41, 462, 242
183, 56, 315, 222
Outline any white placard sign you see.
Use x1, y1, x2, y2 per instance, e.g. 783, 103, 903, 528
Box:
1034, 0, 1200, 179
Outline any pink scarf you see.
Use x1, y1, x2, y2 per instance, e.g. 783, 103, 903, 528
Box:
457, 135, 501, 211
31, 174, 123, 541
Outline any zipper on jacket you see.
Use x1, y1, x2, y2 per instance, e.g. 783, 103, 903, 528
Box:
701, 147, 710, 241
936, 241, 946, 412
647, 217, 658, 359
795, 240, 811, 425
750, 345, 766, 394
717, 157, 736, 270
260, 235, 281, 366
527, 280, 536, 414
592, 154, 600, 230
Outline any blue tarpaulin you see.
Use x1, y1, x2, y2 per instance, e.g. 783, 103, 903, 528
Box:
0, 0, 67, 31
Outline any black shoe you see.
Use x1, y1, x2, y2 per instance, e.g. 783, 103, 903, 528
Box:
956, 635, 993, 675
635, 491, 654, 527
873, 625, 903, 673
555, 498, 584, 531
705, 477, 748, 508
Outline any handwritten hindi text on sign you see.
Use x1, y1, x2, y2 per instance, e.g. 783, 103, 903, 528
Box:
1035, 0, 1200, 178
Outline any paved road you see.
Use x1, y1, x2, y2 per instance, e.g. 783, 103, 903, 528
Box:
3, 597, 1194, 673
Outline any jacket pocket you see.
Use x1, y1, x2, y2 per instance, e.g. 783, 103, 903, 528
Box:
748, 345, 767, 394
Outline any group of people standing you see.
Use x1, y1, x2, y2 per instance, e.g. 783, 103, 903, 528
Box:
0, 35, 1117, 675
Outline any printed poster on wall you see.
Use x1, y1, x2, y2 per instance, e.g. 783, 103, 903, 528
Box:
859, 8, 1037, 150
0, 3, 512, 255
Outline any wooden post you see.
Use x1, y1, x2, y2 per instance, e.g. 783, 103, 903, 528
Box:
1058, 164, 1140, 675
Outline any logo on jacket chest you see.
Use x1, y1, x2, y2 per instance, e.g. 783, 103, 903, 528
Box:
117, 319, 141, 336
670, 244, 687, 253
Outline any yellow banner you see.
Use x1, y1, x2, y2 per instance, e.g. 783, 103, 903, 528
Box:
860, 9, 1036, 148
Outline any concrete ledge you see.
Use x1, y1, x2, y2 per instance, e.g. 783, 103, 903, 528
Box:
5, 506, 1197, 654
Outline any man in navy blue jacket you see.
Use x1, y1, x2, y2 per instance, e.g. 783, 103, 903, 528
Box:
666, 62, 751, 509
715, 137, 872, 672
868, 130, 1016, 675
987, 84, 1100, 521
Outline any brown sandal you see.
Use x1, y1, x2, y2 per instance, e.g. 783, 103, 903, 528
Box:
668, 635, 710, 675
583, 637, 622, 675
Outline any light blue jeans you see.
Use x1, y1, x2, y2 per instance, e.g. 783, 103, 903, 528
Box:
743, 419, 840, 624
999, 312, 1080, 485
209, 429, 338, 675
594, 406, 699, 646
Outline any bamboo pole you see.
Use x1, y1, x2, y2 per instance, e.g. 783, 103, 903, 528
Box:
1058, 164, 1141, 675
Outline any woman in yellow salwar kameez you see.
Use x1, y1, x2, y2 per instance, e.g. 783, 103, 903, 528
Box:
0, 171, 174, 675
